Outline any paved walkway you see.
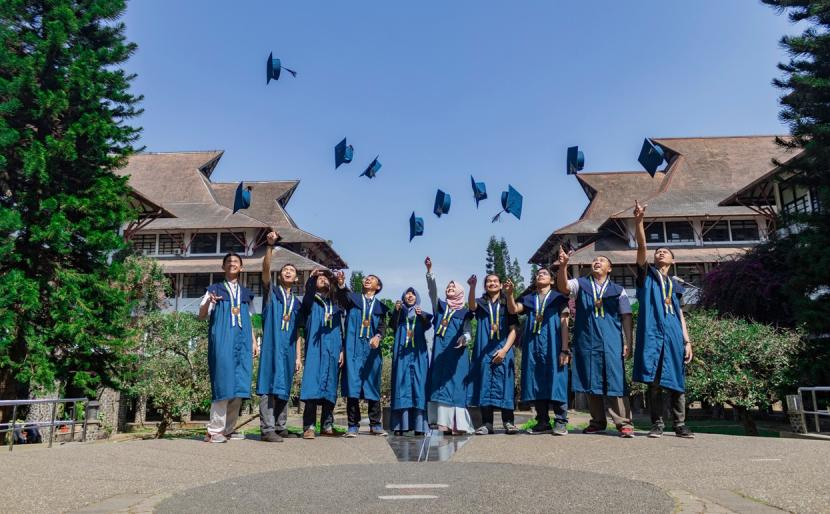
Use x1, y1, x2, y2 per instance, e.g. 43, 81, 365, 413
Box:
1, 430, 828, 513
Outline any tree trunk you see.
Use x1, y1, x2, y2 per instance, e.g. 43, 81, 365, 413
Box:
134, 394, 147, 426
155, 411, 171, 439
736, 406, 759, 436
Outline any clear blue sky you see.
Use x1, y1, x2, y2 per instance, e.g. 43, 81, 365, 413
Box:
124, 0, 798, 300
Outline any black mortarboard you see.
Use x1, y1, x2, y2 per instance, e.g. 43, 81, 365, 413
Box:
233, 182, 251, 213
566, 146, 585, 175
638, 138, 665, 177
409, 212, 424, 241
361, 156, 382, 178
334, 137, 354, 169
266, 52, 297, 84
433, 189, 451, 217
492, 185, 523, 222
470, 175, 487, 207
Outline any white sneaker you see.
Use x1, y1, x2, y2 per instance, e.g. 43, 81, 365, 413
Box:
205, 433, 227, 443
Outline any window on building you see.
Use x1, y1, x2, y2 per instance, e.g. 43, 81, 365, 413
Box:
780, 180, 814, 216
220, 232, 246, 254
665, 221, 695, 243
182, 273, 211, 298
645, 222, 665, 244
610, 268, 636, 288
131, 234, 156, 254
158, 233, 183, 255
729, 220, 760, 242
190, 233, 218, 254
247, 273, 262, 296
675, 264, 703, 287
702, 221, 730, 242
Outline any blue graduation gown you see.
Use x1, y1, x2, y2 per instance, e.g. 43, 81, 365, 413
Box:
390, 310, 433, 411
633, 265, 686, 392
299, 279, 343, 404
207, 282, 254, 402
518, 291, 569, 403
572, 277, 627, 397
340, 291, 389, 401
256, 284, 301, 399
426, 300, 472, 407
471, 298, 518, 410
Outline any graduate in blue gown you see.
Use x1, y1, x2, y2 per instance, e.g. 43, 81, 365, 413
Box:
467, 273, 520, 435
633, 200, 695, 439
198, 252, 256, 443
505, 268, 571, 435
556, 246, 635, 438
256, 231, 302, 443
334, 271, 389, 437
298, 269, 344, 440
389, 287, 433, 435
424, 257, 475, 435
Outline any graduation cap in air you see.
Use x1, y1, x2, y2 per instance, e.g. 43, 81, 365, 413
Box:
433, 189, 451, 217
361, 156, 382, 178
334, 138, 353, 169
266, 52, 297, 83
566, 146, 585, 175
492, 185, 523, 222
409, 212, 424, 241
233, 182, 252, 213
470, 175, 487, 207
638, 138, 665, 177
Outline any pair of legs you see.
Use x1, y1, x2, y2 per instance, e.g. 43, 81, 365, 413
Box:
586, 395, 633, 431
346, 397, 383, 433
648, 352, 686, 430
534, 399, 568, 427
302, 399, 335, 432
479, 406, 516, 433
391, 408, 428, 435
259, 394, 290, 435
207, 397, 243, 439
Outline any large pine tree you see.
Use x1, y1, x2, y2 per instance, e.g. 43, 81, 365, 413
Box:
763, 0, 830, 333
0, 0, 141, 407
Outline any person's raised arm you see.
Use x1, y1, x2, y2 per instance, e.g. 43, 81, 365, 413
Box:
467, 274, 478, 312
634, 200, 648, 267
262, 231, 280, 287
334, 270, 350, 308
425, 257, 438, 312
556, 246, 571, 295
504, 279, 524, 314
300, 272, 319, 316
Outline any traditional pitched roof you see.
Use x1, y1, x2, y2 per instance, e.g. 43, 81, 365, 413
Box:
565, 240, 750, 266
210, 181, 299, 228
610, 136, 795, 219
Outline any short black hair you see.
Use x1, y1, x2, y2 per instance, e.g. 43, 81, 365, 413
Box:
222, 252, 243, 267
279, 263, 297, 273
367, 274, 383, 293
595, 255, 613, 267
654, 247, 675, 259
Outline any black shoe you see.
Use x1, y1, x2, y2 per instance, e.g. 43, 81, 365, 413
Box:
674, 425, 695, 439
276, 429, 292, 438
261, 431, 284, 443
648, 424, 663, 438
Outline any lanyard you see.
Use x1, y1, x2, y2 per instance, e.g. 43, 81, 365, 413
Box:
280, 287, 294, 331
405, 315, 417, 348
488, 300, 500, 340
360, 295, 376, 339
534, 290, 552, 333
315, 294, 333, 327
436, 307, 456, 337
657, 272, 675, 316
223, 281, 241, 327
590, 276, 609, 318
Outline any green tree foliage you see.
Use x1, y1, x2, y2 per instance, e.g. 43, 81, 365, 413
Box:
349, 270, 365, 293
0, 0, 142, 406
484, 236, 524, 293
761, 0, 830, 334
132, 312, 210, 438
684, 310, 805, 436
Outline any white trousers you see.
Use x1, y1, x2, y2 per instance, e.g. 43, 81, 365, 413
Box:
428, 401, 474, 434
207, 397, 242, 435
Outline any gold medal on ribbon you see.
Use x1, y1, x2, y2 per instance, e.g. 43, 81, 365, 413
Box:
665, 297, 672, 306
283, 314, 291, 322
362, 319, 370, 328
441, 319, 449, 327
594, 299, 603, 308
407, 330, 413, 339
232, 306, 240, 315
